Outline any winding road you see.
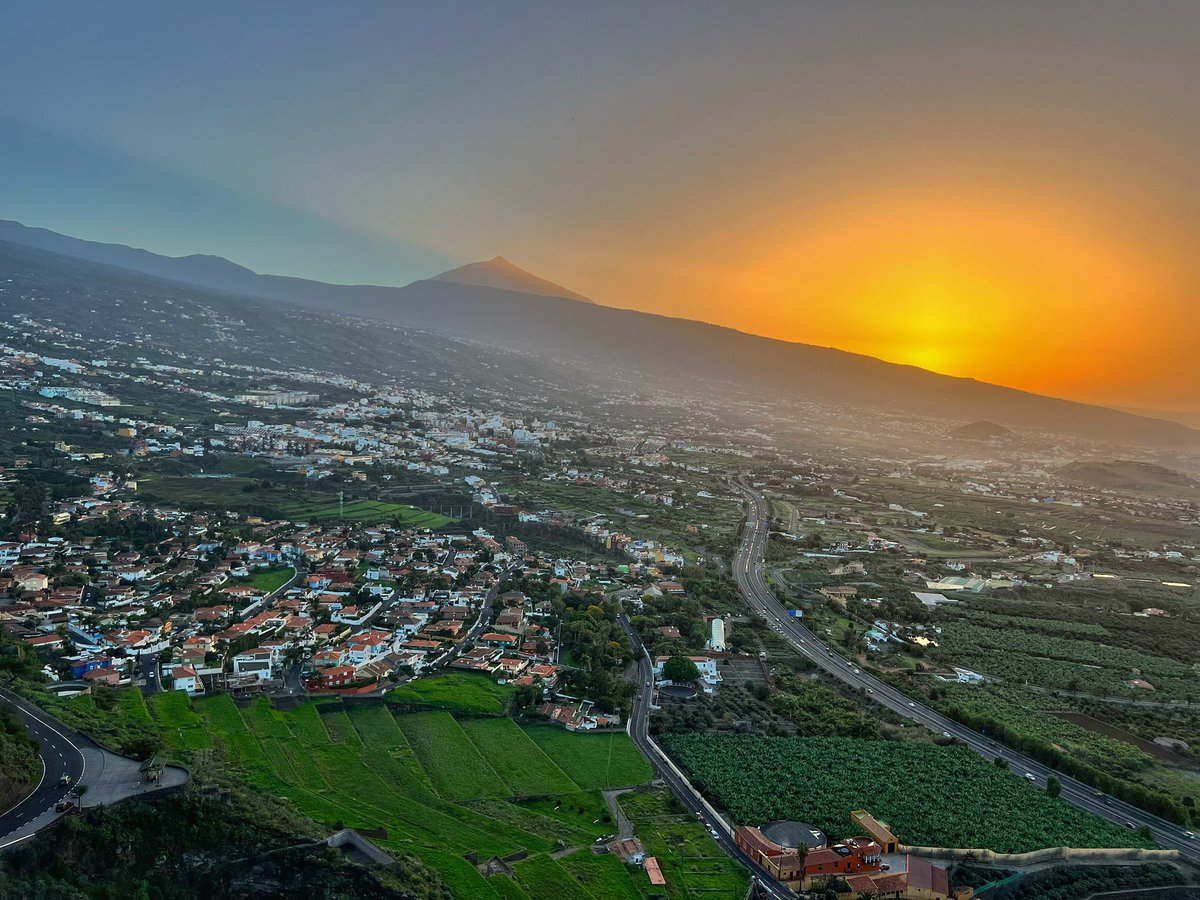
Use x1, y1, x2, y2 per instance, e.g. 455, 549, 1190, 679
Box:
732, 477, 1200, 865
0, 687, 86, 851
621, 613, 792, 898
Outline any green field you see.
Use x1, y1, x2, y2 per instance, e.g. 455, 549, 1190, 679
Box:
234, 566, 294, 594
460, 717, 582, 796
183, 696, 654, 896
664, 733, 1153, 853
138, 475, 450, 527
148, 690, 212, 752
388, 672, 515, 714
618, 788, 749, 898
522, 725, 653, 790
273, 497, 451, 526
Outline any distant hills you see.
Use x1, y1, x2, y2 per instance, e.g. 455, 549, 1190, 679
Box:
1, 218, 1198, 450
1055, 460, 1200, 495
949, 421, 1013, 442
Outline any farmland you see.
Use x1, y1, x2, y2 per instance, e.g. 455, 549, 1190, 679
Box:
387, 672, 515, 714
618, 788, 749, 898
137, 474, 451, 527
522, 724, 654, 789
173, 695, 655, 896
664, 733, 1154, 853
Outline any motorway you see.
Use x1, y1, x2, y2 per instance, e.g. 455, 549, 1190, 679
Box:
620, 614, 792, 899
0, 688, 86, 850
732, 478, 1200, 864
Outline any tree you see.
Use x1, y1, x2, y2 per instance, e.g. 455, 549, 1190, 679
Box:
1046, 775, 1061, 798
662, 655, 701, 684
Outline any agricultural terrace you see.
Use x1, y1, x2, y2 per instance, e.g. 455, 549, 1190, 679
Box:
617, 788, 749, 898
387, 672, 516, 715
664, 734, 1154, 853
178, 695, 653, 896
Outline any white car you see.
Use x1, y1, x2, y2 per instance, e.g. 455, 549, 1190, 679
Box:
1025, 773, 1037, 782
908, 702, 915, 708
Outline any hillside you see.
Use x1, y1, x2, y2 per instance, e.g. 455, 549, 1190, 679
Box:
0, 220, 1197, 449
950, 421, 1013, 441
1055, 460, 1200, 495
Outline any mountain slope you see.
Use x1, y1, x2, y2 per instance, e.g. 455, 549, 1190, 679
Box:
1055, 461, 1200, 496
429, 256, 593, 303
0, 220, 1196, 449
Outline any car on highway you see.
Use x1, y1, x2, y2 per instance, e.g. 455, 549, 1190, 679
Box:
1125, 822, 1136, 830
853, 668, 860, 674
58, 774, 71, 786
1025, 773, 1037, 782
1184, 831, 1196, 840
907, 702, 915, 708
942, 731, 952, 738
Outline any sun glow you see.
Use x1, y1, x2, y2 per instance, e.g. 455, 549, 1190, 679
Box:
729, 185, 1160, 398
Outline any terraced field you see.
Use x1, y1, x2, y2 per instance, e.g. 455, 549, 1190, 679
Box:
186, 695, 655, 897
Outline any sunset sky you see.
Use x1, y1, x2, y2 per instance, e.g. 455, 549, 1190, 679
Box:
2, 2, 1198, 412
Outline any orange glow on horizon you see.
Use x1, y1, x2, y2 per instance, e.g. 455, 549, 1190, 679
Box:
704, 185, 1174, 407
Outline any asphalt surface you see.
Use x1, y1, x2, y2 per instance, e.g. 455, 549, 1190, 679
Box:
732, 478, 1200, 864
137, 651, 160, 694
440, 565, 511, 666
0, 688, 86, 850
620, 614, 792, 899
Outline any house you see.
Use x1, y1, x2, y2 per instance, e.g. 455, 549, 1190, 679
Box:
232, 648, 274, 682
652, 655, 722, 692
315, 665, 356, 689
68, 654, 115, 679
844, 855, 959, 900
479, 632, 519, 649
82, 666, 121, 687
172, 665, 202, 695
734, 826, 882, 890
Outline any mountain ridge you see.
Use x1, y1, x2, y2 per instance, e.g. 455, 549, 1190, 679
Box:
0, 219, 1195, 450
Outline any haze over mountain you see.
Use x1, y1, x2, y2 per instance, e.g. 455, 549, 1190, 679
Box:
1, 218, 1197, 450
429, 256, 593, 304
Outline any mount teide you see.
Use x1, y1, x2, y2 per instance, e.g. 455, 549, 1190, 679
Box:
0, 218, 1196, 449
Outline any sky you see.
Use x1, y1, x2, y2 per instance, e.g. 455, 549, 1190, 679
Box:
1, 1, 1198, 412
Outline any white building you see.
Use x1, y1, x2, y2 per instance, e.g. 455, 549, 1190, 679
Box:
708, 618, 726, 652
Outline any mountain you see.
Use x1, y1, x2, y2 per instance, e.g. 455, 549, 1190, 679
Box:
0, 219, 259, 295
0, 218, 1197, 450
1055, 460, 1200, 496
429, 256, 593, 303
949, 421, 1013, 442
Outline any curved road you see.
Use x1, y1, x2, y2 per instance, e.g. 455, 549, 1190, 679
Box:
0, 688, 86, 850
621, 614, 793, 899
732, 478, 1200, 864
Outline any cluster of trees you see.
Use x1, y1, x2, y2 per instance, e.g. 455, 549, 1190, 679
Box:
504, 575, 633, 712
997, 863, 1185, 900
945, 700, 1192, 826
0, 794, 450, 899
0, 705, 40, 811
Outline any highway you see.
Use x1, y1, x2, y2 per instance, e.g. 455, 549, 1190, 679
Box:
620, 614, 793, 899
0, 687, 86, 850
731, 478, 1200, 864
